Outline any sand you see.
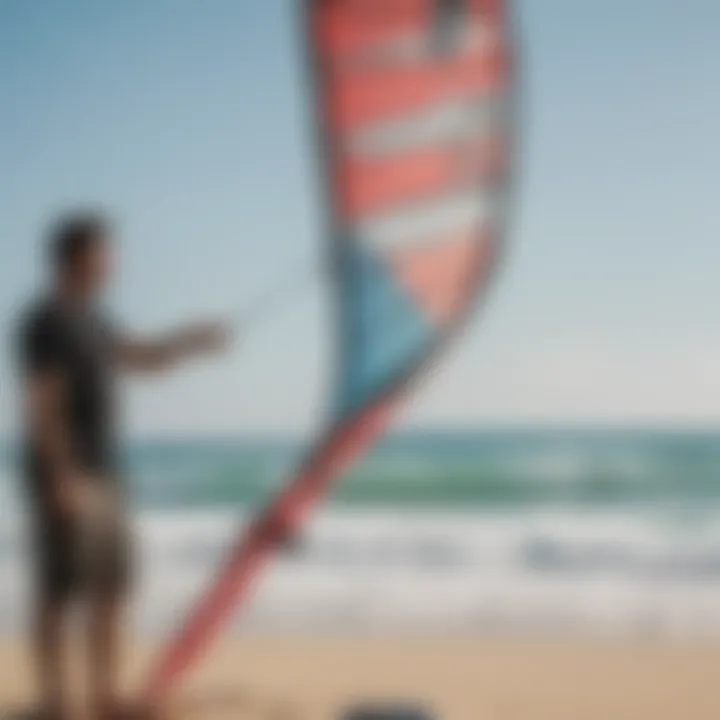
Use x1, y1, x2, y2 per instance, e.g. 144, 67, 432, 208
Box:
1, 636, 720, 719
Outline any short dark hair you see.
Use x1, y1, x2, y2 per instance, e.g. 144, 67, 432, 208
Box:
49, 212, 110, 272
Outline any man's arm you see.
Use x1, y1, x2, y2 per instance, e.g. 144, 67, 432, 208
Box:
113, 322, 229, 373
27, 370, 72, 471
20, 311, 89, 519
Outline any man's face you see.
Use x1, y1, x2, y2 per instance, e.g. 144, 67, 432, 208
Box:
70, 239, 114, 300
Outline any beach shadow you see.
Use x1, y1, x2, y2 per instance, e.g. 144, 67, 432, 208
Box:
0, 692, 304, 720
1, 708, 45, 720
171, 686, 303, 720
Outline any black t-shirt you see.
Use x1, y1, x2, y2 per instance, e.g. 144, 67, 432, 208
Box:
17, 297, 120, 497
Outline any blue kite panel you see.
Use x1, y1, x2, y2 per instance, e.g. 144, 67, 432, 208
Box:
335, 246, 435, 419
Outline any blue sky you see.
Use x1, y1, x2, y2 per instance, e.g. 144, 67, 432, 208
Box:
1, 0, 719, 438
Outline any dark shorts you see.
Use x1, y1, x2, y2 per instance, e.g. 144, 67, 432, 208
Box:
30, 490, 133, 602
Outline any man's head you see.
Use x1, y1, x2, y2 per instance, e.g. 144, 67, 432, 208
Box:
49, 212, 113, 300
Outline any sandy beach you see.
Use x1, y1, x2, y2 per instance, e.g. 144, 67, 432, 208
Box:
1, 636, 720, 719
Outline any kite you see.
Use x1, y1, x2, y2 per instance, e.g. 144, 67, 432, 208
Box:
143, 0, 518, 701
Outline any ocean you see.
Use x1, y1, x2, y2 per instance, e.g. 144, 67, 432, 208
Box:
3, 429, 720, 639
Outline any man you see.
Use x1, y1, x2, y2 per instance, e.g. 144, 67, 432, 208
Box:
16, 212, 230, 720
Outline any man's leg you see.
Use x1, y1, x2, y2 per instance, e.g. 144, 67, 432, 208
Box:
88, 591, 127, 719
86, 497, 133, 720
35, 593, 72, 719
33, 517, 76, 720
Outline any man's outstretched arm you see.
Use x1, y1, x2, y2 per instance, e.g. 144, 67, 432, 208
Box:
113, 322, 230, 373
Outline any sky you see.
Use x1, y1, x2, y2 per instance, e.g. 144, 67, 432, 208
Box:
1, 0, 719, 439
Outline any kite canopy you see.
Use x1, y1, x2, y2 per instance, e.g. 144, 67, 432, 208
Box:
143, 0, 516, 701
320, 0, 514, 419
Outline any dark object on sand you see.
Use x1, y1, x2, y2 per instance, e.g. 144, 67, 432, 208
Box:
342, 703, 435, 720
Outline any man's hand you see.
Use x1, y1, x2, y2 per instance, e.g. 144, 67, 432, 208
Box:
179, 321, 232, 356
51, 474, 105, 521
